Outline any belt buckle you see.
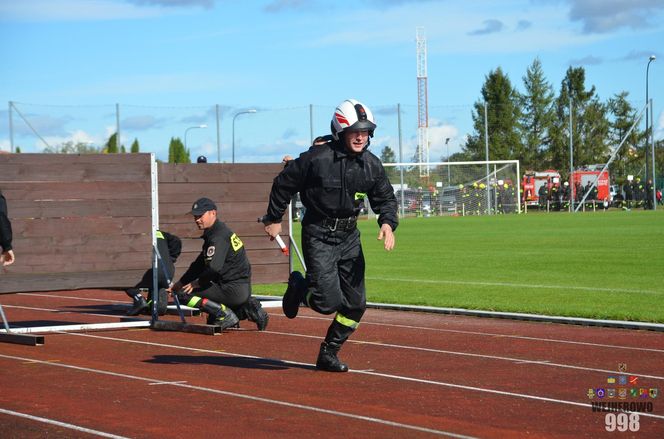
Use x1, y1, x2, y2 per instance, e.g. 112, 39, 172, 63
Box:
328, 217, 338, 232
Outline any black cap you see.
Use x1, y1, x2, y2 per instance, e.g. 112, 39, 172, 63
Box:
197, 155, 207, 163
191, 197, 217, 215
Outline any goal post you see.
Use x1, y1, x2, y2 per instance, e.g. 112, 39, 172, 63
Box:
380, 160, 521, 217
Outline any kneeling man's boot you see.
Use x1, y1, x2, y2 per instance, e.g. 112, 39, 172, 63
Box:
202, 299, 239, 331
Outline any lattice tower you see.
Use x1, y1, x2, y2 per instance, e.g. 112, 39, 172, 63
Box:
416, 26, 429, 178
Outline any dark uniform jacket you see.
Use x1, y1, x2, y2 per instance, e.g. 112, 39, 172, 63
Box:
180, 219, 251, 286
266, 140, 399, 231
0, 192, 12, 251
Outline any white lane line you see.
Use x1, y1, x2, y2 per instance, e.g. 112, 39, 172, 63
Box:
149, 381, 188, 386
365, 276, 664, 296
46, 333, 664, 420
0, 353, 476, 439
0, 407, 130, 439
295, 314, 664, 354
6, 301, 664, 379
263, 330, 664, 381
17, 293, 126, 303
12, 297, 664, 354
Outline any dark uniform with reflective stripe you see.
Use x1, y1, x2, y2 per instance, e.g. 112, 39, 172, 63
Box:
125, 230, 182, 315
178, 219, 252, 309
266, 139, 398, 349
0, 191, 12, 254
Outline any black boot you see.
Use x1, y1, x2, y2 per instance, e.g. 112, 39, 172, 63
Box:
126, 294, 148, 316
316, 342, 348, 372
202, 299, 239, 331
282, 271, 305, 319
242, 296, 269, 331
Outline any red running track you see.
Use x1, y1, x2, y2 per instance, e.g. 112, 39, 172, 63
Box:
0, 289, 663, 438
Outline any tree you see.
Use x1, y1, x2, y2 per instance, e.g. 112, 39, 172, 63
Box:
43, 141, 100, 154
520, 58, 555, 170
380, 145, 396, 163
607, 92, 644, 179
105, 133, 120, 154
380, 145, 398, 182
168, 137, 190, 163
130, 138, 140, 153
463, 67, 523, 162
15, 146, 21, 153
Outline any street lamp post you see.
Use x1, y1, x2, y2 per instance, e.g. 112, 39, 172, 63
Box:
445, 137, 451, 185
184, 124, 208, 151
232, 109, 257, 164
646, 55, 656, 209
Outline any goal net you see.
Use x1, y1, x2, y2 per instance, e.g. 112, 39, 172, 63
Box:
378, 160, 521, 217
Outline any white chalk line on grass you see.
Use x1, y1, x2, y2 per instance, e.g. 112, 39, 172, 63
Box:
0, 407, 130, 439
0, 353, 475, 439
41, 333, 664, 420
366, 276, 664, 296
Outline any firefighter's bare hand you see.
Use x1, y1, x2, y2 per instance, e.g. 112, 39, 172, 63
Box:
180, 280, 199, 294
1, 250, 15, 266
377, 224, 395, 251
265, 222, 282, 240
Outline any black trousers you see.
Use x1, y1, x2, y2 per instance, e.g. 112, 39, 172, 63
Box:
126, 260, 174, 299
180, 280, 251, 309
301, 223, 366, 344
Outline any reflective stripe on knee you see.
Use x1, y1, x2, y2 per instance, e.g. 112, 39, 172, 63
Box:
334, 313, 359, 329
187, 296, 202, 308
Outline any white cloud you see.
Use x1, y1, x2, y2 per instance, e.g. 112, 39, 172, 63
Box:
566, 0, 664, 33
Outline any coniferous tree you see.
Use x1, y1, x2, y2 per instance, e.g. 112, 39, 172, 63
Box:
105, 133, 119, 154
380, 145, 398, 182
549, 67, 609, 174
130, 138, 140, 153
607, 92, 646, 179
380, 145, 396, 163
168, 137, 190, 163
520, 58, 555, 170
463, 67, 523, 161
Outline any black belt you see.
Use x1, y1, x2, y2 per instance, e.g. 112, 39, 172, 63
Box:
319, 216, 357, 231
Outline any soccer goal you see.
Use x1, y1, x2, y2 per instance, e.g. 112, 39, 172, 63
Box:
381, 160, 521, 217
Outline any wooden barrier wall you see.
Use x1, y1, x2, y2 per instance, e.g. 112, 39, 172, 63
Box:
0, 153, 152, 293
0, 155, 287, 294
157, 162, 289, 286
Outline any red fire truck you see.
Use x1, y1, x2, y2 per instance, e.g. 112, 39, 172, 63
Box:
572, 166, 611, 202
521, 170, 561, 207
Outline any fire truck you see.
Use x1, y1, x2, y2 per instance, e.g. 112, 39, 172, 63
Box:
572, 166, 611, 202
521, 170, 561, 207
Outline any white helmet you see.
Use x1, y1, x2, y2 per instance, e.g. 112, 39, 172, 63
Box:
331, 99, 376, 140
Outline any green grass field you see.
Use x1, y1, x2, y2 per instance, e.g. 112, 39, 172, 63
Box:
253, 209, 664, 323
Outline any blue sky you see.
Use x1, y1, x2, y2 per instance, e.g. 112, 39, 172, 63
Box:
0, 0, 662, 164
